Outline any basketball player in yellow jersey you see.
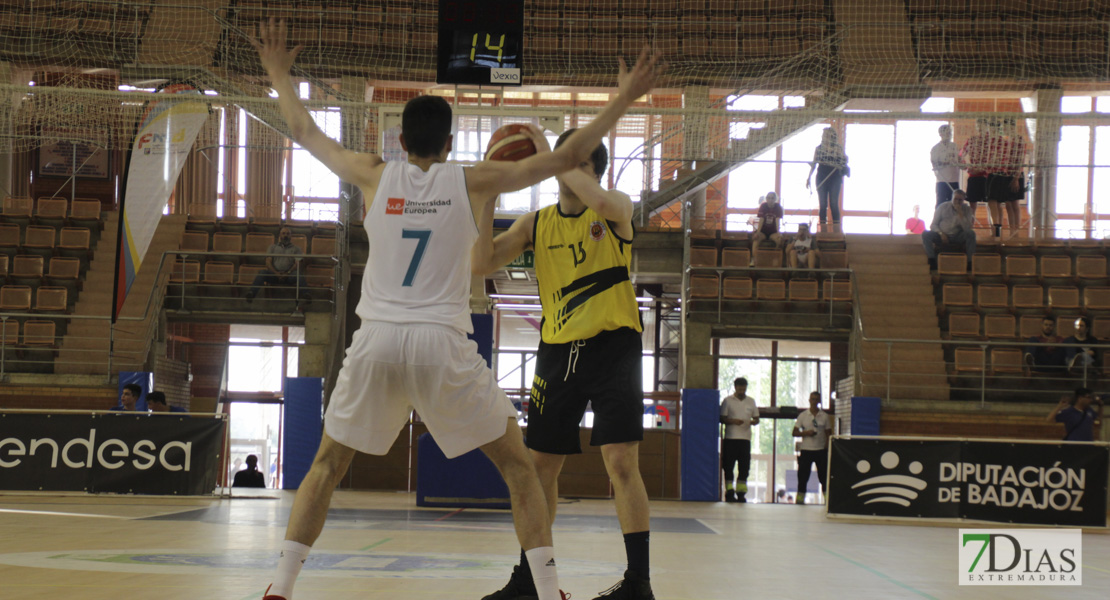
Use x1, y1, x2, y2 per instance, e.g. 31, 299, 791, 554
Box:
474, 133, 654, 600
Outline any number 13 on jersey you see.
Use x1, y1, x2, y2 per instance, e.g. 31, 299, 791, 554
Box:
401, 229, 432, 287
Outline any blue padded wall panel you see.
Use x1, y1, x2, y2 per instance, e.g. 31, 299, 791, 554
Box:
680, 388, 720, 501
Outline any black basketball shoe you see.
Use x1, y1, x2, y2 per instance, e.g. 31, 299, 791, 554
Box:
482, 565, 538, 600
591, 570, 655, 600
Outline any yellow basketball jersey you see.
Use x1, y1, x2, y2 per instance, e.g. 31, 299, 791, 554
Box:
533, 204, 642, 344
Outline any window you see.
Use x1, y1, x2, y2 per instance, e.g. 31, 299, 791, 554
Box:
842, 124, 894, 233
289, 110, 342, 200
227, 325, 304, 394
893, 119, 950, 232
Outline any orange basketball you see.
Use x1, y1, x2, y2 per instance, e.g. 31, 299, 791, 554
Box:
485, 124, 537, 162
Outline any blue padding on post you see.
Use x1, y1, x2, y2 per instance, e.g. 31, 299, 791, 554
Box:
282, 377, 324, 490
850, 397, 881, 436
681, 388, 720, 501
416, 433, 510, 509
118, 371, 153, 412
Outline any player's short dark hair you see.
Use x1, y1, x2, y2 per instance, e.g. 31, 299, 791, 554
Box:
147, 391, 167, 405
246, 454, 259, 468
1075, 387, 1093, 402
555, 128, 608, 178
1076, 316, 1091, 330
734, 377, 747, 387
123, 383, 142, 397
1044, 315, 1056, 323
402, 95, 453, 158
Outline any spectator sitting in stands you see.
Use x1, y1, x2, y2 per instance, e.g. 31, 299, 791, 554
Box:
922, 188, 975, 271
1064, 316, 1100, 376
246, 227, 308, 305
1046, 388, 1103, 442
751, 191, 784, 254
148, 391, 187, 413
233, 454, 267, 488
110, 383, 144, 412
1025, 315, 1068, 373
787, 223, 817, 269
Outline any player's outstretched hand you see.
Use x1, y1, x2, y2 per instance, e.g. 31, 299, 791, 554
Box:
248, 18, 304, 78
617, 47, 665, 102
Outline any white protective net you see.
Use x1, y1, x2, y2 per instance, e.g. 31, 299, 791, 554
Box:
1, 1, 1110, 233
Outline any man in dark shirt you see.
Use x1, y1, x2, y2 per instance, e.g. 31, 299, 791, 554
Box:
1047, 388, 1103, 442
148, 391, 187, 413
246, 227, 307, 304
233, 454, 267, 488
1025, 316, 1067, 373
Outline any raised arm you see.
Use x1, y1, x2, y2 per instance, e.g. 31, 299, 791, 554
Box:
466, 48, 664, 201
251, 19, 382, 189
472, 204, 536, 276
558, 169, 633, 224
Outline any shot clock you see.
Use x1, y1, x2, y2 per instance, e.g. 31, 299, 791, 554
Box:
437, 0, 524, 86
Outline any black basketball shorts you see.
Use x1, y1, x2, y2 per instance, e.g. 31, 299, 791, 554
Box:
966, 175, 988, 204
525, 327, 644, 455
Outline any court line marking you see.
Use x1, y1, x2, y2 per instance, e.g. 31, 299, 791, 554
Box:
816, 544, 939, 600
1083, 563, 1110, 575
359, 537, 393, 552
0, 508, 130, 519
694, 519, 722, 535
434, 508, 465, 521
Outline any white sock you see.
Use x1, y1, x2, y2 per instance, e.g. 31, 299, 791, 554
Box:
525, 546, 560, 600
269, 540, 311, 599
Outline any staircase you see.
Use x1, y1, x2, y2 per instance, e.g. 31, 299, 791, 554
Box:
848, 234, 950, 402
57, 214, 185, 376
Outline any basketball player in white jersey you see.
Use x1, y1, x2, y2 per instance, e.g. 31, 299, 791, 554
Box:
251, 20, 663, 600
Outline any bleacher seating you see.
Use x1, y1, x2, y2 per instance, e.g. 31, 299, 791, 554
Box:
0, 285, 31, 311
11, 255, 43, 287
34, 197, 68, 227
1, 197, 32, 226
722, 248, 750, 267
722, 276, 752, 299
689, 246, 717, 267
948, 312, 979, 338
756, 279, 786, 301
22, 320, 56, 347
33, 286, 67, 313
983, 314, 1015, 339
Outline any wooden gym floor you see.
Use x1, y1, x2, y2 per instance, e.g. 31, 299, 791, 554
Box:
0, 491, 1107, 600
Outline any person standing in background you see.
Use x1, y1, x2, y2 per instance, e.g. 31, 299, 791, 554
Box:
931, 124, 961, 207
792, 392, 831, 504
806, 128, 849, 233
960, 118, 994, 216
720, 377, 760, 503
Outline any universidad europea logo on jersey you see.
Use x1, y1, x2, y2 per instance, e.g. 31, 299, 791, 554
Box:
589, 220, 606, 242
386, 198, 405, 215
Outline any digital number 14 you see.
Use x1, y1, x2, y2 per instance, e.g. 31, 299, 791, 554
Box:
471, 33, 506, 63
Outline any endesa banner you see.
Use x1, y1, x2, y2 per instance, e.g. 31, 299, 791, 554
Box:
0, 412, 224, 495
828, 437, 1108, 527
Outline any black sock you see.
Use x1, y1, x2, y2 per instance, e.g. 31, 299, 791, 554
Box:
624, 531, 650, 579
519, 548, 532, 578
993, 224, 1001, 237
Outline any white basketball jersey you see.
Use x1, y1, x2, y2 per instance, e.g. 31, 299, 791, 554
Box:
356, 161, 477, 333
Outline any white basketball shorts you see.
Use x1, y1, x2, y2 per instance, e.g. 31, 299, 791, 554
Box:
324, 321, 518, 459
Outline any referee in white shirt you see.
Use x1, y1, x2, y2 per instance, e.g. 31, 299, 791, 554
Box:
792, 392, 831, 504
720, 377, 761, 503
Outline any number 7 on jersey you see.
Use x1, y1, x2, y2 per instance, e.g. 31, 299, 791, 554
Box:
401, 229, 432, 287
